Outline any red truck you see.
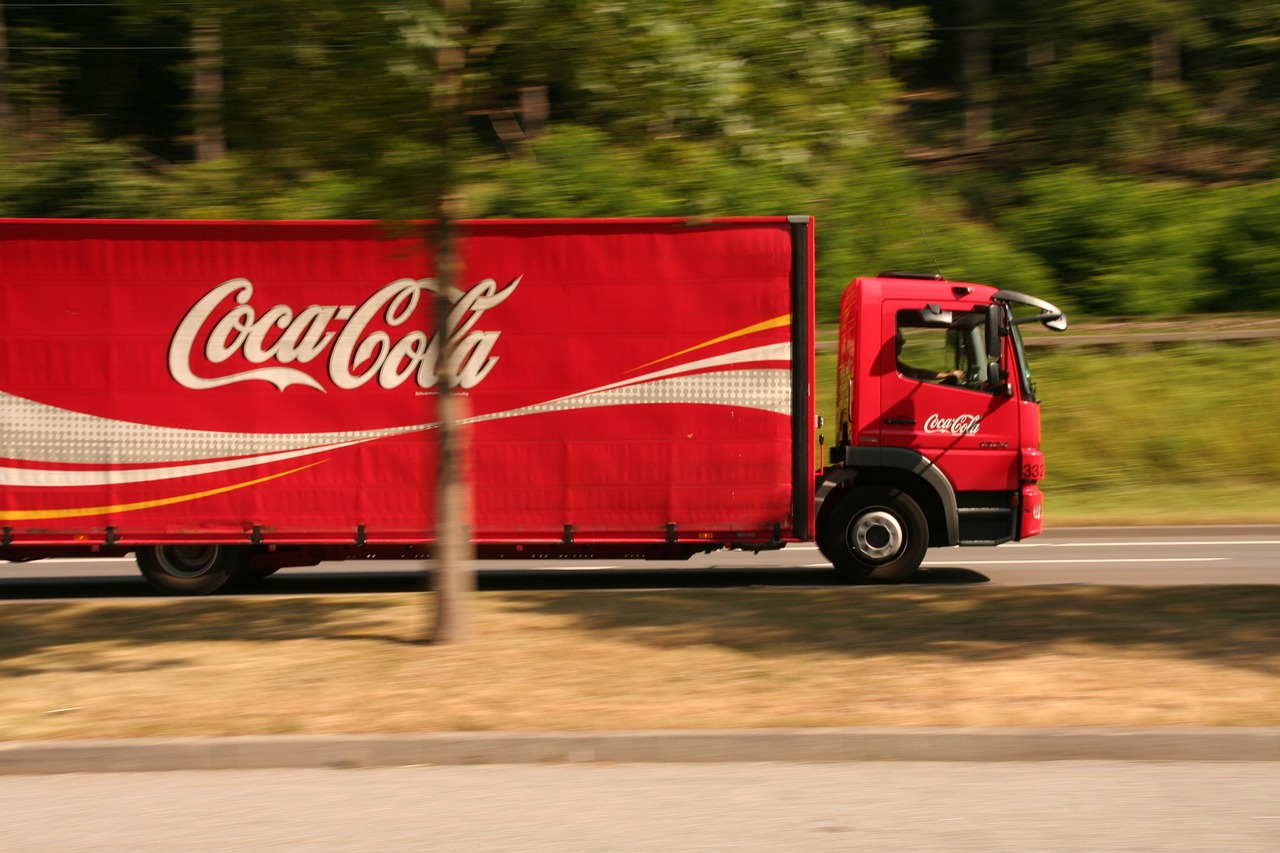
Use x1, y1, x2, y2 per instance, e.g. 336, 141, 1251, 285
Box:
0, 216, 1065, 593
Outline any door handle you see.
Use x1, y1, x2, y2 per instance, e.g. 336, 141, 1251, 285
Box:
884, 417, 917, 426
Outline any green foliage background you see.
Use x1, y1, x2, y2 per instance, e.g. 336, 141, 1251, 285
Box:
5, 1, 1280, 319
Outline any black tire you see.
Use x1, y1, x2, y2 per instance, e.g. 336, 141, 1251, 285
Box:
818, 485, 929, 583
136, 544, 245, 595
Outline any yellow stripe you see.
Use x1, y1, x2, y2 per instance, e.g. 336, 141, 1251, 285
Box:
630, 315, 790, 372
0, 462, 323, 522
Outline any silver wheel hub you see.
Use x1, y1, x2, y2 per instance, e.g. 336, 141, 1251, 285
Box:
851, 511, 903, 562
156, 545, 219, 578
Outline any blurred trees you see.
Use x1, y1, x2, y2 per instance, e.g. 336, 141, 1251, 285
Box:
904, 0, 1280, 176
2, 0, 1280, 315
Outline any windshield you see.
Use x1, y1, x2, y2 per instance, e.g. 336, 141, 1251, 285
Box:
994, 289, 1067, 403
1008, 320, 1037, 402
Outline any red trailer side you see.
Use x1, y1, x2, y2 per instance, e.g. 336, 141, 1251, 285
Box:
0, 217, 815, 564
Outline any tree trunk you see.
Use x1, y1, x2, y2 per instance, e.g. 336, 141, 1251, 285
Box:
427, 0, 474, 644
961, 0, 992, 152
193, 16, 226, 162
428, 197, 475, 644
520, 84, 548, 140
1151, 28, 1180, 94
0, 1, 12, 129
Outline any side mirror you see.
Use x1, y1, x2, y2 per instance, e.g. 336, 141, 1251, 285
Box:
984, 304, 1005, 391
992, 289, 1069, 332
984, 304, 1002, 360
986, 362, 1008, 393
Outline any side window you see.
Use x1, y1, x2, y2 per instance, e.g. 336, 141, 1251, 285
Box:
895, 309, 994, 393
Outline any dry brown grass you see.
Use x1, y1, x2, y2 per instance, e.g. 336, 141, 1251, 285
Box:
3, 586, 1279, 740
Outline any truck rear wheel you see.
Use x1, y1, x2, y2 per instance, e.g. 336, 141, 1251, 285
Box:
136, 545, 244, 595
819, 485, 928, 583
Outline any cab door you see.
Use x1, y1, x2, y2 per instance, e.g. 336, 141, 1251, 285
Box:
879, 300, 1021, 496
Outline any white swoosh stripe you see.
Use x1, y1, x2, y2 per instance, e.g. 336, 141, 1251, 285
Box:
0, 389, 423, 466
0, 344, 792, 482
549, 343, 789, 405
464, 368, 791, 426
0, 438, 371, 487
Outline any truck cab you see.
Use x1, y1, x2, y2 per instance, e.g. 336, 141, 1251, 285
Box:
817, 274, 1067, 582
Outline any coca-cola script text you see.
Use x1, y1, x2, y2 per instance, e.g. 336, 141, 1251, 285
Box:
923, 413, 983, 436
168, 277, 520, 392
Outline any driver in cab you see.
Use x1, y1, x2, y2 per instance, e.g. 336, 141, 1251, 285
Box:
896, 329, 966, 384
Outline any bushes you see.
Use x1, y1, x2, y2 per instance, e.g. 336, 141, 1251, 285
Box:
5, 124, 1280, 317
477, 130, 1058, 321
1002, 168, 1213, 315
1206, 183, 1280, 311
0, 129, 156, 218
0, 127, 374, 221
1002, 167, 1280, 315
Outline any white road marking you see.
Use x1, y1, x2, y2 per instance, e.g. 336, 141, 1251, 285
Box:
803, 557, 1232, 569
1005, 540, 1280, 547
13, 557, 135, 564
790, 540, 1279, 551
926, 557, 1230, 566
520, 565, 622, 571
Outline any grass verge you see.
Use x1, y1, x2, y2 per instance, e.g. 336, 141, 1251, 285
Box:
3, 586, 1279, 740
1046, 484, 1280, 526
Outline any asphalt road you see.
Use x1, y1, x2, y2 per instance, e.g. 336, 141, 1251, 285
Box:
2, 525, 1278, 599
4, 762, 1278, 852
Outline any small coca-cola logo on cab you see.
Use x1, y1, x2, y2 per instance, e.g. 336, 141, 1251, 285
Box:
923, 413, 982, 436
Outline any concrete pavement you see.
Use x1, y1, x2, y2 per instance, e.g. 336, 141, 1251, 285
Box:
3, 727, 1278, 775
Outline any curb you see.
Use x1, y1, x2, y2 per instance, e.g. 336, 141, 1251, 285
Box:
3, 728, 1278, 774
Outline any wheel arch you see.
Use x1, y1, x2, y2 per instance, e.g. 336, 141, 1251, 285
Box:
817, 447, 959, 548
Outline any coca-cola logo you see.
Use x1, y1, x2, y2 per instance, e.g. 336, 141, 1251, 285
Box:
923, 413, 983, 436
168, 276, 520, 392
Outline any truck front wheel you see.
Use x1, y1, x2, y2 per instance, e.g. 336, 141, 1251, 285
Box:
819, 485, 928, 583
136, 545, 244, 595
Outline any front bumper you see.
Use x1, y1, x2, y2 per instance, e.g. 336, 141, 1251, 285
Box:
1019, 484, 1045, 539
